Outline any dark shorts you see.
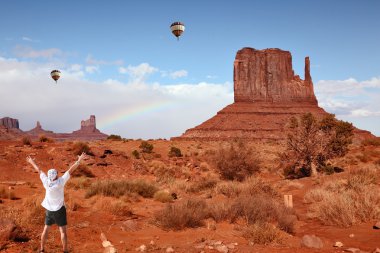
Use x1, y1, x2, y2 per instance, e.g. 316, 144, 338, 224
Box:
45, 205, 67, 226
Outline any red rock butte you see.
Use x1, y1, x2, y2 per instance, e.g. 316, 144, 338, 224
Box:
175, 47, 372, 140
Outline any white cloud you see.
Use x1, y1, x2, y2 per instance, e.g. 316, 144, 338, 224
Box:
169, 70, 188, 79
0, 57, 233, 139
85, 65, 99, 74
119, 63, 158, 82
315, 77, 380, 135
86, 55, 123, 66
22, 36, 39, 42
13, 45, 62, 59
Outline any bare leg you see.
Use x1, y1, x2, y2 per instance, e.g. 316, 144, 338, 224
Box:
40, 225, 51, 251
59, 225, 68, 252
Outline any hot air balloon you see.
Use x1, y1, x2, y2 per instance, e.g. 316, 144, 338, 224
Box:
50, 70, 61, 83
170, 22, 185, 40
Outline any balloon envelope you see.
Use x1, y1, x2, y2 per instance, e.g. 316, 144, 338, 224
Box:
170, 22, 185, 39
50, 70, 61, 83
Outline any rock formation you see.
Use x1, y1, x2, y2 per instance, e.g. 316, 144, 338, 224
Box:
175, 47, 373, 140
25, 121, 54, 137
70, 115, 107, 140
0, 117, 19, 129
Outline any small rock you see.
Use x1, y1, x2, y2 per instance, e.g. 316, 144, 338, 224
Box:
345, 248, 361, 253
213, 241, 223, 246
372, 248, 380, 253
349, 234, 355, 238
102, 241, 112, 248
226, 243, 235, 249
166, 247, 174, 253
215, 245, 229, 253
150, 240, 155, 245
194, 242, 206, 249
301, 234, 323, 249
334, 241, 344, 247
136, 244, 147, 252
373, 221, 380, 229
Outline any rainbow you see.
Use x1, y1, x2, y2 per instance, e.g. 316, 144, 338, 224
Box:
98, 100, 173, 129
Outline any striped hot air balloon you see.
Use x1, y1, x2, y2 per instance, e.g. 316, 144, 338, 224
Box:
50, 70, 61, 83
170, 22, 185, 40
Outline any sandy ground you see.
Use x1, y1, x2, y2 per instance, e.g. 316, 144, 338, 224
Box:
0, 139, 379, 253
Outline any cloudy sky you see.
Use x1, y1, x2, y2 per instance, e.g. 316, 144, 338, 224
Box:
1, 0, 379, 138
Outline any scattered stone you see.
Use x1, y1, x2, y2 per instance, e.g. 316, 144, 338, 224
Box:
226, 243, 236, 249
334, 241, 344, 247
215, 245, 229, 253
100, 232, 117, 253
150, 240, 155, 245
372, 248, 380, 253
120, 220, 140, 232
166, 247, 174, 253
349, 234, 355, 238
344, 248, 361, 253
373, 221, 380, 229
136, 244, 147, 252
104, 149, 113, 155
301, 235, 324, 249
194, 242, 206, 249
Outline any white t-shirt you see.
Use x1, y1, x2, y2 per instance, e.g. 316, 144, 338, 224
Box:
40, 171, 70, 211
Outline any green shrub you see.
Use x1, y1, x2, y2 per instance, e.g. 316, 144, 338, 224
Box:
139, 141, 154, 153
168, 146, 182, 157
132, 150, 140, 159
107, 134, 122, 140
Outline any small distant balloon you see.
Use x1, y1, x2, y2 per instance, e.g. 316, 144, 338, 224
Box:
50, 70, 61, 83
170, 22, 185, 40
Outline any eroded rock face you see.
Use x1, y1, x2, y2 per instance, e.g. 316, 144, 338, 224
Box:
0, 117, 19, 129
233, 48, 317, 104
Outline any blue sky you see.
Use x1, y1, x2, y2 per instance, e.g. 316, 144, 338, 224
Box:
1, 0, 379, 137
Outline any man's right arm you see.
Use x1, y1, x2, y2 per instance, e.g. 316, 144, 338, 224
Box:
26, 156, 42, 174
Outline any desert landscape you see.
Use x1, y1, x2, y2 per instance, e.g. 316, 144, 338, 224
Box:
1, 47, 379, 253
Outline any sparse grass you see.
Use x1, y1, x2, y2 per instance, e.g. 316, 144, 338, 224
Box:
153, 191, 173, 203
94, 197, 133, 216
21, 136, 32, 146
211, 141, 260, 181
361, 137, 380, 146
71, 164, 95, 178
242, 223, 283, 245
305, 168, 380, 227
72, 141, 93, 156
154, 199, 208, 230
85, 179, 158, 199
215, 177, 278, 198
21, 195, 45, 226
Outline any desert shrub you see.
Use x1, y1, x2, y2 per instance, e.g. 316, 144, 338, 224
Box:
216, 177, 278, 198
85, 179, 158, 199
94, 197, 133, 216
212, 141, 260, 181
186, 178, 218, 193
66, 177, 92, 190
38, 135, 53, 143
242, 223, 283, 245
153, 191, 173, 203
107, 134, 122, 140
72, 141, 93, 156
139, 141, 154, 153
22, 195, 45, 226
306, 169, 380, 227
132, 150, 140, 159
154, 199, 208, 230
168, 146, 182, 157
21, 136, 32, 146
71, 164, 95, 178
281, 113, 353, 178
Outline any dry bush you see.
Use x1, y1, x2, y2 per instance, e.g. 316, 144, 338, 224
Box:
306, 168, 380, 227
85, 179, 158, 199
139, 141, 154, 153
71, 164, 95, 178
94, 197, 133, 216
21, 136, 32, 146
66, 177, 92, 190
242, 223, 283, 245
216, 177, 278, 198
21, 195, 45, 226
154, 199, 208, 230
211, 141, 260, 181
153, 191, 173, 203
132, 150, 140, 159
39, 135, 53, 143
168, 146, 182, 157
186, 178, 218, 193
72, 141, 93, 156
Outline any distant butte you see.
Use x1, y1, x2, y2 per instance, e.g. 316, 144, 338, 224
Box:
175, 47, 373, 140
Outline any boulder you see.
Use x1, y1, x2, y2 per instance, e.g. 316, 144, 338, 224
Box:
301, 234, 323, 249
